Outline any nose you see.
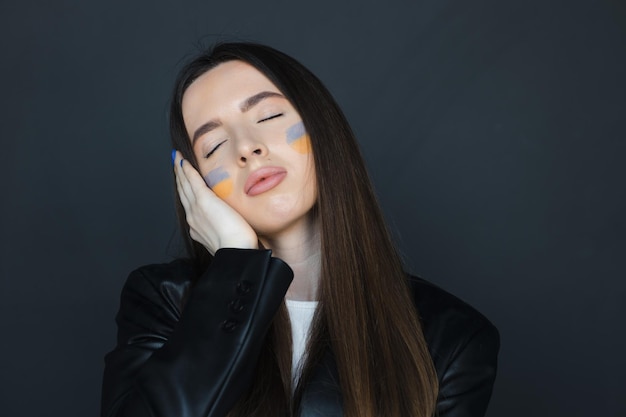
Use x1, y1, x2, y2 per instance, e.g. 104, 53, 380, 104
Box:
237, 137, 268, 166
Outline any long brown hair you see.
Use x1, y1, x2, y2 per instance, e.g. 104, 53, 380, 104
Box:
169, 42, 438, 417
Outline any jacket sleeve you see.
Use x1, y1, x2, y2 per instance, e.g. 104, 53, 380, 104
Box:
435, 322, 500, 417
100, 248, 293, 417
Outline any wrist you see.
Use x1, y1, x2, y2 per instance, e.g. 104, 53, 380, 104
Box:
220, 238, 258, 250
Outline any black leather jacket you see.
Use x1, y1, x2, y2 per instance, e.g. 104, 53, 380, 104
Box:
101, 249, 499, 417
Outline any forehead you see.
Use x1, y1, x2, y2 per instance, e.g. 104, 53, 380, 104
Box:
181, 61, 280, 122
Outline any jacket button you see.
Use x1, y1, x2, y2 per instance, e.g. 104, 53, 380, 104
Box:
236, 281, 251, 295
221, 319, 238, 333
229, 298, 245, 313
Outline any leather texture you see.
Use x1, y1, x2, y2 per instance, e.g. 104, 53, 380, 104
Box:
101, 248, 499, 417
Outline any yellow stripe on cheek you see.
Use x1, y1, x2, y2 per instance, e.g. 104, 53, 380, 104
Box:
290, 134, 312, 154
212, 178, 233, 199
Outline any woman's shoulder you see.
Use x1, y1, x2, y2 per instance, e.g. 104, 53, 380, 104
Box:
119, 258, 198, 315
407, 275, 500, 372
407, 276, 500, 412
408, 276, 495, 331
128, 258, 197, 284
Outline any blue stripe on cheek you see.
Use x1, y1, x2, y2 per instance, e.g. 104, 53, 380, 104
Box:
286, 121, 306, 144
203, 166, 230, 188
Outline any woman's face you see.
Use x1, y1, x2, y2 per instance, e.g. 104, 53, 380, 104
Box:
181, 60, 317, 238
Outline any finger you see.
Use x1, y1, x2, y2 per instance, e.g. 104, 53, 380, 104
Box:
173, 153, 190, 205
181, 159, 211, 192
175, 171, 192, 212
174, 152, 196, 204
180, 156, 220, 201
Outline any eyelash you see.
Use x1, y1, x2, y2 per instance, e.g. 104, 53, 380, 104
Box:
258, 113, 283, 123
204, 140, 226, 159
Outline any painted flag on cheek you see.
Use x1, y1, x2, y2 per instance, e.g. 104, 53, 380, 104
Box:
286, 121, 312, 154
204, 166, 233, 199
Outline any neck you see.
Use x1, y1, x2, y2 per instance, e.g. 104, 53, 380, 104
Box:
258, 213, 321, 301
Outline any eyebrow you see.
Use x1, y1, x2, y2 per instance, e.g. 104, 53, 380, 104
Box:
240, 91, 284, 112
192, 120, 221, 145
191, 91, 285, 145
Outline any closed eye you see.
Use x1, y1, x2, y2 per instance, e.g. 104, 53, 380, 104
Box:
257, 113, 283, 123
204, 140, 226, 158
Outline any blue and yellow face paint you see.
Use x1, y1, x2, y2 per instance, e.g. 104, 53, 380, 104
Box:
204, 166, 233, 199
286, 121, 311, 154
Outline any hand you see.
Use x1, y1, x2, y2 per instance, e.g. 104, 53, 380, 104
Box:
173, 151, 258, 255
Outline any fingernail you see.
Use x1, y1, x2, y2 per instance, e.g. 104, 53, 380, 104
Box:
171, 150, 176, 166
180, 158, 184, 167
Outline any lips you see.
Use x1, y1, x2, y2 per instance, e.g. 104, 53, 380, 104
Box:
244, 166, 287, 196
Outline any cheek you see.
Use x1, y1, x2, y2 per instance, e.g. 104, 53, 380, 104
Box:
286, 121, 312, 154
204, 166, 233, 199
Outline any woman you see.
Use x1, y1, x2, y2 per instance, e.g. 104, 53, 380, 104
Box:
101, 42, 499, 417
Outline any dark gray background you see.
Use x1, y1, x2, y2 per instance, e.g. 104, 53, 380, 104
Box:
1, 0, 624, 416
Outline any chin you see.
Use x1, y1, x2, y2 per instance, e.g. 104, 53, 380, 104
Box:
250, 207, 318, 240
249, 214, 306, 237
251, 193, 309, 218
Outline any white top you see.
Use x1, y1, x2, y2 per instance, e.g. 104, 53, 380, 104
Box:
285, 299, 318, 382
